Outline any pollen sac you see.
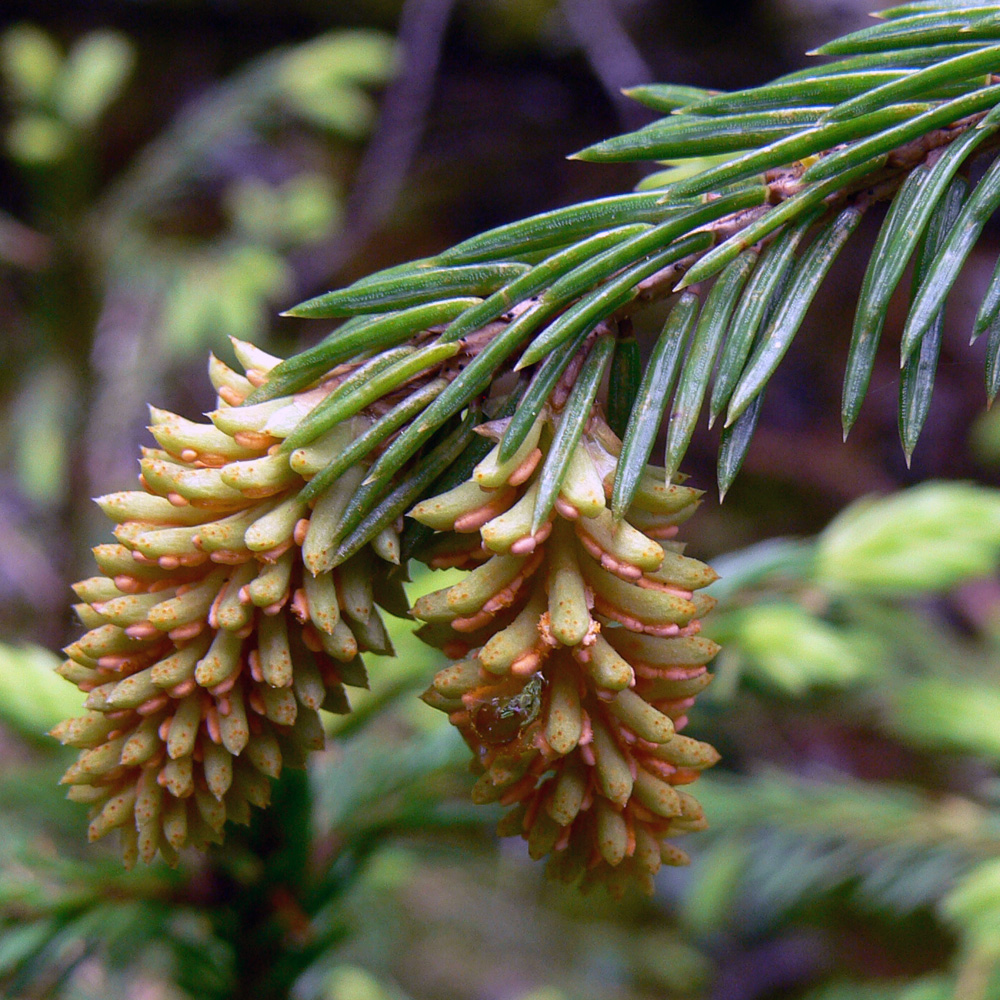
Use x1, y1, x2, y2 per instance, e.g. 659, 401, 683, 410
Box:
55, 345, 409, 868
412, 409, 721, 896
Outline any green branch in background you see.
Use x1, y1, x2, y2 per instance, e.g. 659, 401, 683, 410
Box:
676, 480, 1000, 1000
15, 476, 1000, 993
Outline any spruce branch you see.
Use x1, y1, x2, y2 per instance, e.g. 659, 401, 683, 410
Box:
256, 2, 1000, 506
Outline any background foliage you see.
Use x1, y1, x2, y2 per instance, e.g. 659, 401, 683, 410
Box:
4, 1, 1000, 998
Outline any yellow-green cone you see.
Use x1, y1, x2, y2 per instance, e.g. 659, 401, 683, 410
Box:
55, 343, 402, 867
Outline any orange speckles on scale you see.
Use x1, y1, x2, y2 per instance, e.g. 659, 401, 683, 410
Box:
54, 321, 723, 895
411, 408, 720, 895
53, 350, 399, 868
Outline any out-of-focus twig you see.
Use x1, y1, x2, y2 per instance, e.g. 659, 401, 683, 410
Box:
559, 0, 654, 131
0, 210, 51, 271
293, 0, 457, 289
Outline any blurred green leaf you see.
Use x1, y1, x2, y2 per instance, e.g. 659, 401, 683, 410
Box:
278, 30, 395, 138
892, 679, 1000, 761
816, 483, 1000, 594
13, 365, 74, 503
694, 770, 1000, 938
0, 24, 61, 105
0, 921, 57, 977
227, 174, 341, 248
55, 31, 135, 128
715, 602, 875, 694
804, 978, 953, 1000
0, 643, 83, 738
5, 113, 71, 165
970, 407, 1000, 466
280, 30, 396, 91
159, 246, 290, 355
629, 934, 712, 994
943, 858, 1000, 949
323, 964, 412, 1000
681, 839, 752, 936
285, 85, 380, 140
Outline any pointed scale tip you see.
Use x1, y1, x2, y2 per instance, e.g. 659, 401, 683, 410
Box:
670, 270, 702, 295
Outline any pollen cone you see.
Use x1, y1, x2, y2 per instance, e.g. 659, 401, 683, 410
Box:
55, 342, 405, 867
411, 409, 721, 896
